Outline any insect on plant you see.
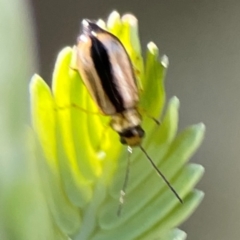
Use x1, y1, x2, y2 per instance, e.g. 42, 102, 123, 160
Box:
72, 19, 183, 215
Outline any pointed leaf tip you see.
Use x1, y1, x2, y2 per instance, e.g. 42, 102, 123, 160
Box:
107, 11, 121, 30
109, 10, 120, 21
30, 74, 43, 86
197, 122, 206, 131
169, 96, 180, 109
122, 13, 138, 27
147, 41, 158, 55
29, 74, 49, 96
161, 54, 169, 68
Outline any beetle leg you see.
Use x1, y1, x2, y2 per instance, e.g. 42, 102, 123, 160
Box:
55, 103, 102, 115
138, 107, 161, 125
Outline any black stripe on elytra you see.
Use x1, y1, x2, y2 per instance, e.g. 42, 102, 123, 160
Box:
90, 35, 124, 113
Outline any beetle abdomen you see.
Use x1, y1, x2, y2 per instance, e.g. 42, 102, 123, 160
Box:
90, 35, 125, 113
75, 20, 139, 115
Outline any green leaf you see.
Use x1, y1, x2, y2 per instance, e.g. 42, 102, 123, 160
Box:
139, 42, 166, 119
30, 75, 81, 235
140, 228, 187, 240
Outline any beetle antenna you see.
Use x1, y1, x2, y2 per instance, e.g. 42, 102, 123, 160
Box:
117, 146, 132, 216
139, 145, 183, 204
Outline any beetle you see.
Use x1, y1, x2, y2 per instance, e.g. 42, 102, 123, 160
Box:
73, 19, 182, 214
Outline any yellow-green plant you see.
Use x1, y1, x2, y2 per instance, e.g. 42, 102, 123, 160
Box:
0, 2, 205, 239
30, 11, 205, 239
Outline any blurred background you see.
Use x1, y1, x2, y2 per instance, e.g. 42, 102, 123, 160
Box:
31, 0, 240, 239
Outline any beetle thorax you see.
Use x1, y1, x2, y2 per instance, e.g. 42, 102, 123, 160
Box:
110, 108, 141, 132
110, 109, 145, 147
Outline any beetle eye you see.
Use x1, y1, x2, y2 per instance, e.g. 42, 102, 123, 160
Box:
120, 136, 127, 145
136, 126, 145, 138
